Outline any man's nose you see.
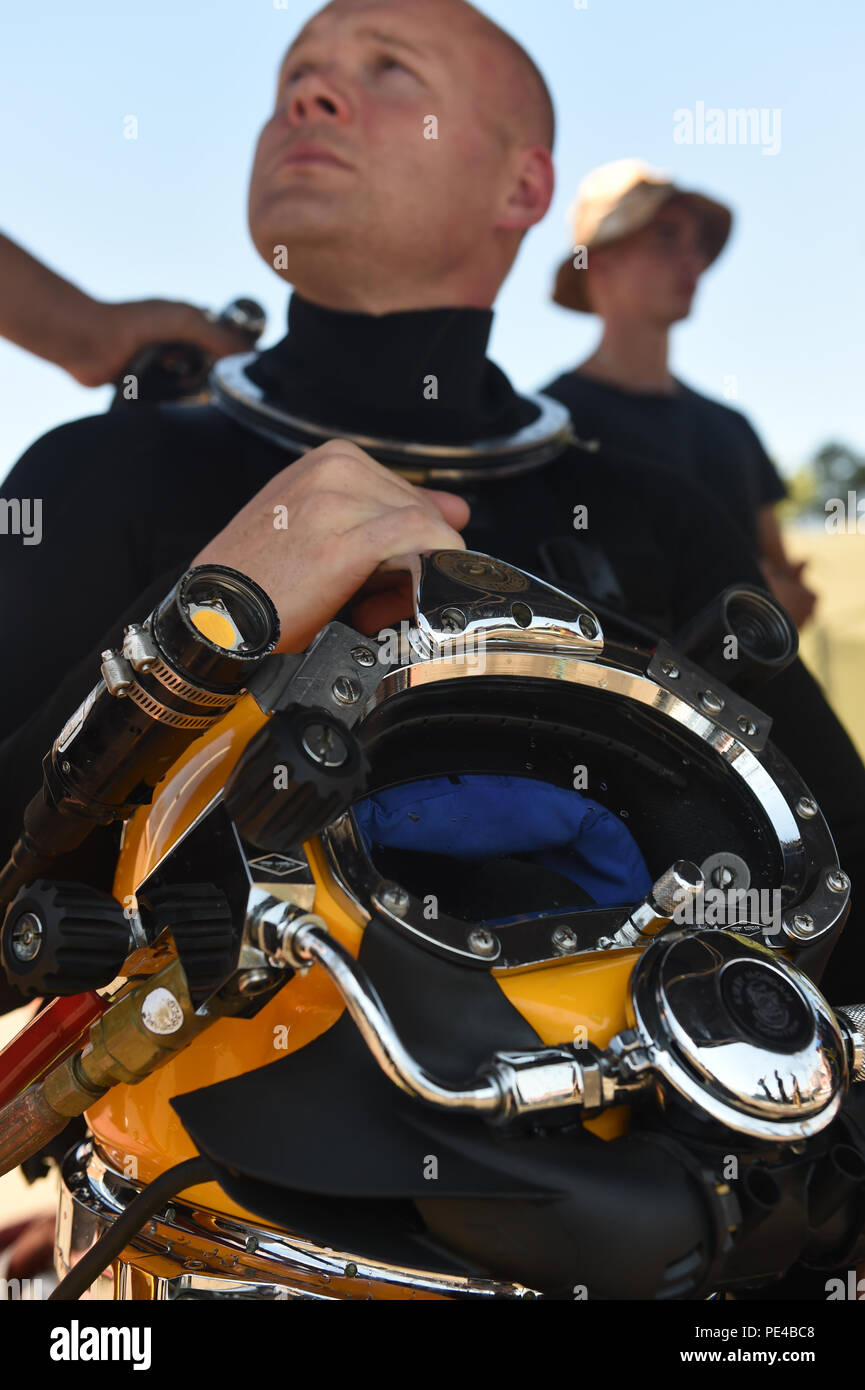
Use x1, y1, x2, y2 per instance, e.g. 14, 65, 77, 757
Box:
286, 71, 352, 126
685, 244, 709, 274
673, 239, 706, 274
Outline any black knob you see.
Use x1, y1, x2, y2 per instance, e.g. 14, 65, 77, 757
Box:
224, 706, 369, 852
137, 882, 236, 1003
1, 880, 131, 997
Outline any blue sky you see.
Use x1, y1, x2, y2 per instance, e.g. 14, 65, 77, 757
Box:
1, 0, 862, 483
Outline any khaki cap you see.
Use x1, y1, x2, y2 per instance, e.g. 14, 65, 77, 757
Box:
552, 158, 733, 313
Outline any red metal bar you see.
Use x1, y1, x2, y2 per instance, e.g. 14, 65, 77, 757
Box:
0, 992, 106, 1108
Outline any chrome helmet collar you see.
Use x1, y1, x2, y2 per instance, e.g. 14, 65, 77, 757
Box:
209, 353, 574, 482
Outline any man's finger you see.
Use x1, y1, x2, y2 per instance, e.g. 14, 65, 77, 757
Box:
419, 488, 471, 531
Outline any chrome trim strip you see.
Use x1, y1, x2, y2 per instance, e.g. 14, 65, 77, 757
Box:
56, 1143, 536, 1301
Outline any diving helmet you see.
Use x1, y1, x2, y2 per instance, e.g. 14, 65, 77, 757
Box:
120, 550, 861, 1148
5, 550, 865, 1300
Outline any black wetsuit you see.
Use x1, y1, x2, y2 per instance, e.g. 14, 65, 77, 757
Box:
0, 295, 863, 1008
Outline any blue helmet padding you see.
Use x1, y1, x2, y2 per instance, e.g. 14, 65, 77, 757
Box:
352, 775, 652, 908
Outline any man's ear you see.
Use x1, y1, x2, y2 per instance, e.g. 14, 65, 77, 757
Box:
495, 146, 555, 232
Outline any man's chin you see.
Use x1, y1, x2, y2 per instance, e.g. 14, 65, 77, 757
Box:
671, 291, 696, 322
655, 298, 693, 327
252, 205, 353, 265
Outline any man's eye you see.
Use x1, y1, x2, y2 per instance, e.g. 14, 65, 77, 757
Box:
374, 53, 413, 76
283, 59, 320, 85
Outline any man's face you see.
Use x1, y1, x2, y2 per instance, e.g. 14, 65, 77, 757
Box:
248, 0, 518, 299
589, 200, 712, 325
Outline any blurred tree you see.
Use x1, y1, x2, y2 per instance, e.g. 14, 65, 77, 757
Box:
800, 442, 865, 518
781, 441, 865, 522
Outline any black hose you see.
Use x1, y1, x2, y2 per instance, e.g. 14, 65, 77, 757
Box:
49, 1154, 214, 1300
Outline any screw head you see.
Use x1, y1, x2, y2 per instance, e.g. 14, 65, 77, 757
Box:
699, 689, 725, 714
660, 659, 680, 680
737, 715, 758, 737
344, 1262, 358, 1278
468, 928, 499, 959
578, 613, 599, 640
711, 866, 735, 890
790, 913, 816, 937
378, 883, 410, 917
796, 796, 818, 820
551, 925, 579, 953
302, 722, 349, 768
332, 675, 361, 705
351, 646, 376, 667
827, 870, 850, 894
11, 912, 43, 961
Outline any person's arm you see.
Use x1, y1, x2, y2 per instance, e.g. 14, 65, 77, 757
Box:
756, 502, 789, 570
734, 413, 817, 629
757, 505, 817, 629
0, 231, 249, 386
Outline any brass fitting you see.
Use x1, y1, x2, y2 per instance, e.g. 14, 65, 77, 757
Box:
43, 956, 207, 1114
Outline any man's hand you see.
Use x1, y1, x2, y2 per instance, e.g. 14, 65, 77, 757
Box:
69, 298, 252, 388
0, 233, 251, 386
193, 439, 470, 651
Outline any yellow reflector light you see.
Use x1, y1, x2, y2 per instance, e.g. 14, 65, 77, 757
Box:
190, 607, 240, 650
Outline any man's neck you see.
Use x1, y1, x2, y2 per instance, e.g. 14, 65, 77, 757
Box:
284, 261, 502, 317
578, 319, 675, 394
242, 292, 539, 447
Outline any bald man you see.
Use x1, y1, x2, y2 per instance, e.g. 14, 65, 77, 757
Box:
2, 0, 865, 1301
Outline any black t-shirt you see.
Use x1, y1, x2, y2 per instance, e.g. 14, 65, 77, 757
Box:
542, 371, 787, 552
